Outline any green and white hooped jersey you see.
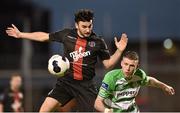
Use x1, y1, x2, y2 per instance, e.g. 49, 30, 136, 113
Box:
98, 69, 149, 112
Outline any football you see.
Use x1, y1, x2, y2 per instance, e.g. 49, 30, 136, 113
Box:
48, 54, 70, 77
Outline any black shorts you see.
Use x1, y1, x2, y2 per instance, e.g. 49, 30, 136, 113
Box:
48, 78, 98, 112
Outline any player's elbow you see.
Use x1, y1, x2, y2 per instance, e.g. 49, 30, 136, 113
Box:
104, 65, 113, 70
36, 32, 49, 42
148, 76, 159, 87
103, 60, 114, 70
40, 35, 49, 42
39, 37, 48, 42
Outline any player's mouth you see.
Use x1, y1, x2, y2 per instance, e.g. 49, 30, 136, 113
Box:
85, 33, 90, 35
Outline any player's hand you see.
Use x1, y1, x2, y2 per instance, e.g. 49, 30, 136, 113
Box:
164, 85, 175, 95
6, 24, 21, 38
104, 108, 113, 113
114, 33, 128, 52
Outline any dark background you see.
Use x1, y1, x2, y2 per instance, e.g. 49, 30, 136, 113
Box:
0, 0, 179, 112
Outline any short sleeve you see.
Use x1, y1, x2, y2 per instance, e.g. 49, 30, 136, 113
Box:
98, 38, 110, 60
0, 93, 4, 103
98, 71, 115, 99
49, 29, 70, 43
135, 69, 149, 86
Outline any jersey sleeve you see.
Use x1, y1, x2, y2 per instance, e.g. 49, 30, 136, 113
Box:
135, 69, 149, 86
98, 71, 115, 99
49, 29, 70, 43
0, 93, 4, 103
98, 38, 110, 60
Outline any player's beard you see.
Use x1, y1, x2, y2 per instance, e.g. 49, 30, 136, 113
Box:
78, 30, 91, 38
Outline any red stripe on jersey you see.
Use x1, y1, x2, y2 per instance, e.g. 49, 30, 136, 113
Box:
73, 37, 87, 80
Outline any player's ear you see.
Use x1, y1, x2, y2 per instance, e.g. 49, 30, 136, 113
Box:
75, 23, 78, 29
120, 60, 123, 67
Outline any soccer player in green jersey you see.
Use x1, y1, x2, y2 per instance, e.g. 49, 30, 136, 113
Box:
94, 51, 175, 113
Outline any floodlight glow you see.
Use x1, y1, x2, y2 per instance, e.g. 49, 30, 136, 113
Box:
163, 38, 173, 50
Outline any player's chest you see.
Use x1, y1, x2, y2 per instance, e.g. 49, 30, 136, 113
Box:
64, 37, 101, 57
114, 79, 140, 91
7, 92, 23, 101
114, 79, 140, 99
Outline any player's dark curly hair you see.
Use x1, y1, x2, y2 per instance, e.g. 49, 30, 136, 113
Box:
123, 51, 139, 60
74, 9, 94, 23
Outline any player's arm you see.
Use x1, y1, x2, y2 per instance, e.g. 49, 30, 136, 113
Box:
0, 103, 3, 112
94, 96, 113, 113
147, 76, 175, 95
94, 96, 105, 112
103, 33, 128, 69
6, 24, 49, 42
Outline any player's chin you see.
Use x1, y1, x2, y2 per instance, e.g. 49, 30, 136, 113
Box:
84, 34, 91, 37
125, 72, 131, 76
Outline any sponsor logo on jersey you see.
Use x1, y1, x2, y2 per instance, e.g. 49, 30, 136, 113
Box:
69, 47, 91, 61
115, 87, 140, 100
101, 82, 109, 90
118, 91, 136, 97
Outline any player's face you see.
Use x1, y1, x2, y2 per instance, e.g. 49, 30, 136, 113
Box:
10, 76, 22, 90
75, 20, 93, 38
121, 57, 138, 78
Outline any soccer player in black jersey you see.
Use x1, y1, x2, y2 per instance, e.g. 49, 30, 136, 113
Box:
0, 73, 24, 112
6, 9, 128, 112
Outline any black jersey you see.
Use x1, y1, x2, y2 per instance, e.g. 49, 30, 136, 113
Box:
49, 29, 110, 81
0, 88, 24, 112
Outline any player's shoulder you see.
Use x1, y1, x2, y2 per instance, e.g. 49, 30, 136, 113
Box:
106, 69, 121, 74
105, 69, 123, 79
135, 68, 146, 74
61, 28, 74, 34
54, 28, 73, 34
90, 33, 104, 40
134, 68, 147, 78
0, 88, 10, 97
90, 35, 108, 47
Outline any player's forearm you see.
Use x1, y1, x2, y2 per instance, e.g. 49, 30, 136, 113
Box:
103, 49, 122, 69
148, 76, 167, 90
94, 97, 106, 112
110, 49, 123, 67
94, 102, 105, 112
95, 104, 113, 113
19, 32, 49, 42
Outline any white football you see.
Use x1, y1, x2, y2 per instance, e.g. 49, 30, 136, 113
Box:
48, 54, 70, 77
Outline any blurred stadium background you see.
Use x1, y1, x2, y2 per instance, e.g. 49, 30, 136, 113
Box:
0, 0, 180, 112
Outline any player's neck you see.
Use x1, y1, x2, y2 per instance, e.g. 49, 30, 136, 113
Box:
11, 86, 19, 92
77, 30, 85, 39
125, 75, 133, 80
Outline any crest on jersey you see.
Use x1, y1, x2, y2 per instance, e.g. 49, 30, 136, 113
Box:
88, 41, 96, 47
